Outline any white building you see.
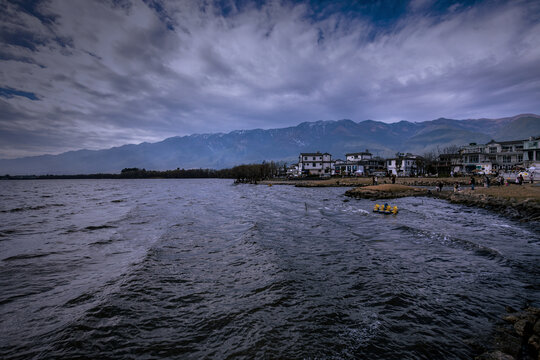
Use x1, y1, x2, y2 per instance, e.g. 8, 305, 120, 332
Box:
286, 164, 300, 178
298, 152, 333, 176
345, 150, 372, 162
386, 153, 421, 176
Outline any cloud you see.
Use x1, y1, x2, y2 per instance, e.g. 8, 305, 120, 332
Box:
0, 0, 539, 158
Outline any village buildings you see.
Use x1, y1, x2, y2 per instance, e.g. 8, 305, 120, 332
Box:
334, 150, 385, 176
455, 136, 539, 175
293, 135, 539, 178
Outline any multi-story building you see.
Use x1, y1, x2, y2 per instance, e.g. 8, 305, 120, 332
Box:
298, 152, 333, 176
335, 161, 364, 176
334, 150, 385, 176
460, 142, 492, 173
335, 150, 372, 176
488, 139, 524, 171
345, 150, 372, 162
459, 138, 535, 173
523, 136, 540, 167
437, 153, 463, 175
362, 157, 387, 175
386, 153, 422, 176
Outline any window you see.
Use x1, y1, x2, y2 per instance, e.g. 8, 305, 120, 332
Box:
304, 157, 307, 160
502, 145, 512, 152
502, 155, 511, 163
469, 155, 479, 163
489, 147, 497, 153
517, 154, 523, 162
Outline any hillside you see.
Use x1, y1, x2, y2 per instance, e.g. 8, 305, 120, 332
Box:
1, 114, 539, 175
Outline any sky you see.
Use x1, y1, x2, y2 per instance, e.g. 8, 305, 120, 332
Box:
1, 0, 540, 159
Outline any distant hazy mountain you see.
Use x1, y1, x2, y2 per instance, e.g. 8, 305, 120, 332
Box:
1, 114, 539, 175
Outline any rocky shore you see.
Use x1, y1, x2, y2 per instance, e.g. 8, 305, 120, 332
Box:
344, 184, 429, 199
431, 190, 540, 223
475, 307, 540, 360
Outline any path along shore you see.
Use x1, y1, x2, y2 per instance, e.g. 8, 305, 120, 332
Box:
260, 177, 540, 223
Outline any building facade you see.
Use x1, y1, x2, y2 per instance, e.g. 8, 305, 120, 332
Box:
386, 153, 421, 176
298, 152, 333, 176
334, 150, 372, 176
458, 137, 537, 174
523, 136, 540, 167
345, 150, 372, 162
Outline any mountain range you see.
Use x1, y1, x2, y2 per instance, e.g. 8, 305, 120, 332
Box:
1, 114, 539, 175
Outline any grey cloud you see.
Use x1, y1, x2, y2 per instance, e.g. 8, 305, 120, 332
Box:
0, 0, 539, 159
0, 27, 48, 51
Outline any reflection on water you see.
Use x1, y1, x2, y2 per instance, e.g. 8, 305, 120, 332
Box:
0, 179, 538, 359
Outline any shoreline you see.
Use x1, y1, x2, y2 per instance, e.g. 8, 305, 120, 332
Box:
262, 178, 540, 222
344, 183, 540, 223
260, 176, 471, 188
430, 189, 540, 223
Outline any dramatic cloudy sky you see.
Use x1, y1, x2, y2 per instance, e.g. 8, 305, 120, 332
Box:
1, 0, 539, 158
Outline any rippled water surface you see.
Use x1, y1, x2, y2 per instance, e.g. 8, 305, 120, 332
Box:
0, 179, 539, 359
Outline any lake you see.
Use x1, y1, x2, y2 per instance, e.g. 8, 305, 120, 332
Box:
0, 179, 539, 359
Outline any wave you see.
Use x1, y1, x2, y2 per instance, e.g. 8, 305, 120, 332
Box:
394, 224, 507, 263
1, 203, 65, 213
3, 251, 62, 261
84, 225, 117, 231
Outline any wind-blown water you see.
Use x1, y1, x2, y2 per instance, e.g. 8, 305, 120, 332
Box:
0, 179, 538, 359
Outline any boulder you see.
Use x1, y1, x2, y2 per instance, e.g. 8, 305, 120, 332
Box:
503, 315, 520, 324
529, 334, 540, 352
514, 319, 529, 336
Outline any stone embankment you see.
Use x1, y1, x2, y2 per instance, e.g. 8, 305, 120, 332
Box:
476, 307, 540, 360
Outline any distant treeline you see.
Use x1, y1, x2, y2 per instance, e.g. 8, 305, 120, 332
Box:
0, 161, 286, 182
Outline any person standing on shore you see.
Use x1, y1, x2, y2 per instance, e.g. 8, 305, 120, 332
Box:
530, 173, 534, 184
518, 174, 524, 185
470, 176, 476, 190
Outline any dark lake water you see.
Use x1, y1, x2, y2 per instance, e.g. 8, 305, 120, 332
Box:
0, 179, 539, 359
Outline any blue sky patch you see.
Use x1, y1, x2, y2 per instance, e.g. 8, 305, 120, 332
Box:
0, 87, 39, 101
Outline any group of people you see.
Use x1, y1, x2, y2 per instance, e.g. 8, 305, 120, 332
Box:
467, 173, 533, 190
